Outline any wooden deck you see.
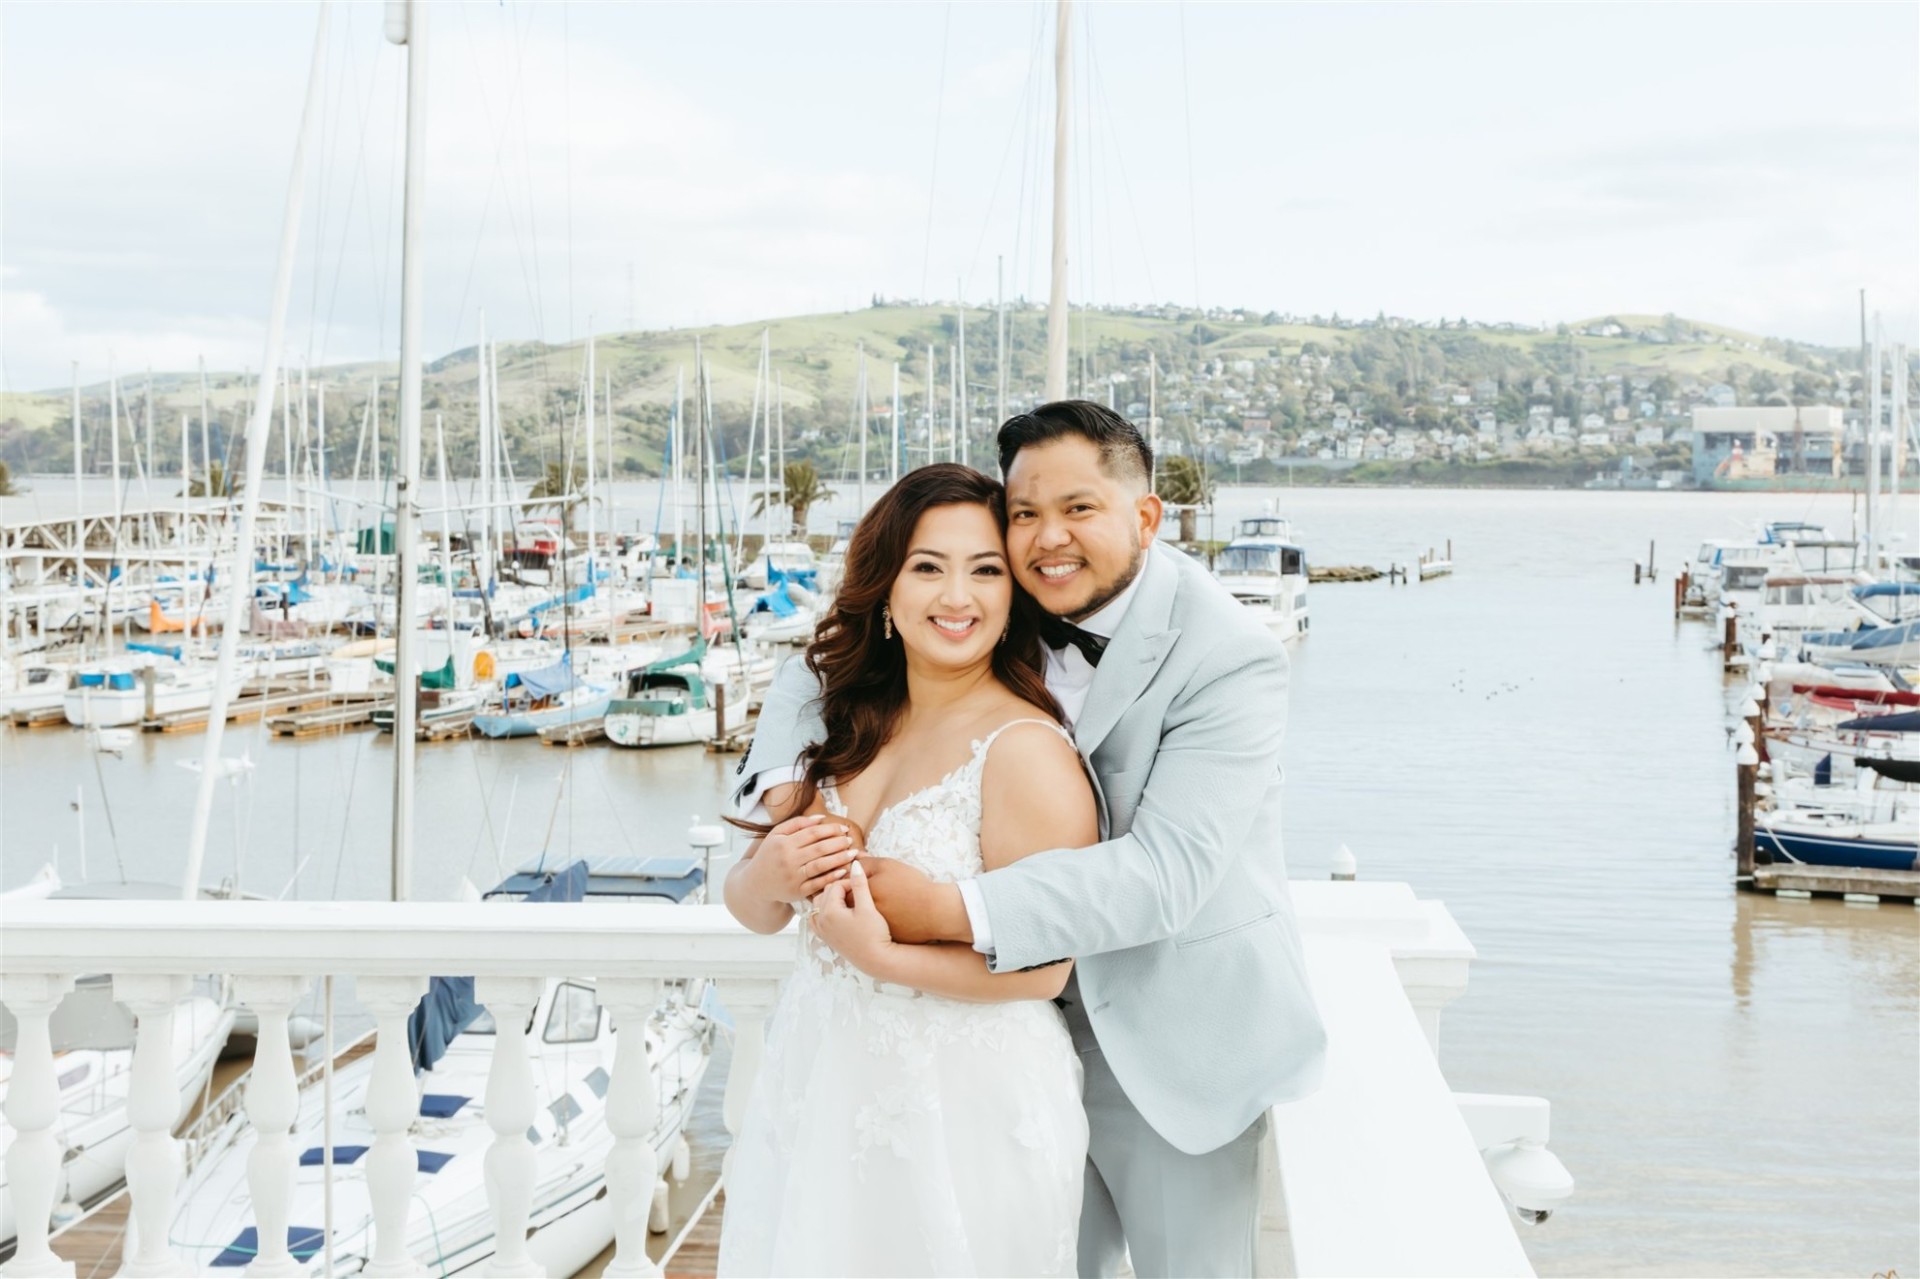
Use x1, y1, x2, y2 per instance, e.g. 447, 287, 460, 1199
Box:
1749, 862, 1920, 902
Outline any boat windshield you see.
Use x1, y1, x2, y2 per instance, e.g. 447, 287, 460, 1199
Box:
1218, 546, 1280, 575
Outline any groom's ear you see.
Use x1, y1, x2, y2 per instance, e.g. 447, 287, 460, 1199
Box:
1136, 493, 1164, 544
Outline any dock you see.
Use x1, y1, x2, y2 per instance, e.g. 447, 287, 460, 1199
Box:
143, 683, 339, 733
267, 694, 391, 737
1747, 863, 1920, 904
1309, 565, 1383, 584
7, 704, 68, 728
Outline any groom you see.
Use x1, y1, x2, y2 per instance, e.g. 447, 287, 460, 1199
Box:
734, 400, 1325, 1277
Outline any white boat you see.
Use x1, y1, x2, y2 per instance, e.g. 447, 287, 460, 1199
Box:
0, 658, 79, 716
61, 657, 244, 728
1212, 516, 1310, 642
605, 642, 751, 748
165, 859, 716, 1277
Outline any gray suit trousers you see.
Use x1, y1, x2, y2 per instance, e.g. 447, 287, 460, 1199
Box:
1060, 977, 1265, 1279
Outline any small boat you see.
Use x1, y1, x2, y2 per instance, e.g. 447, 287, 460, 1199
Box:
1212, 516, 1310, 642
604, 640, 750, 748
1801, 619, 1920, 669
740, 577, 818, 647
1755, 810, 1919, 873
61, 657, 244, 728
470, 653, 611, 739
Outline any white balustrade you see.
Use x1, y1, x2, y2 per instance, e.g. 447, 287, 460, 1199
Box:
598, 977, 663, 1279
715, 979, 783, 1186
475, 975, 544, 1279
0, 972, 77, 1279
235, 975, 310, 1277
113, 972, 193, 1279
358, 974, 429, 1279
0, 886, 1533, 1279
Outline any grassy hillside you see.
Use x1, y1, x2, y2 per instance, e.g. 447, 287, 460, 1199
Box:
0, 304, 1855, 482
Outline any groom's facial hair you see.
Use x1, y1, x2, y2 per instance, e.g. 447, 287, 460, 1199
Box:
1043, 538, 1144, 621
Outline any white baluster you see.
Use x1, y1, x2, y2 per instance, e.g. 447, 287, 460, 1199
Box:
235, 976, 310, 1277
596, 978, 661, 1279
357, 975, 428, 1279
715, 979, 782, 1185
112, 973, 192, 1279
0, 973, 77, 1279
475, 976, 545, 1278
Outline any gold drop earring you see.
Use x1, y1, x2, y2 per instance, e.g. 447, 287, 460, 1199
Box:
883, 604, 893, 640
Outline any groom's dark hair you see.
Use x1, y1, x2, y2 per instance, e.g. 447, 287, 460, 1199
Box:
997, 400, 1152, 489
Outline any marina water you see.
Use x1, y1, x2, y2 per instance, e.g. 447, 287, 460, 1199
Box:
2, 483, 1915, 1276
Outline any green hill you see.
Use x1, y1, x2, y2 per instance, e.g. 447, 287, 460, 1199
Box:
0, 304, 1857, 482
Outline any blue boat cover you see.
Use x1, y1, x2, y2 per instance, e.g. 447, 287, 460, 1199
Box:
528, 583, 595, 617
752, 583, 798, 617
406, 861, 589, 1074
1848, 620, 1920, 652
211, 1226, 326, 1267
504, 652, 578, 698
767, 564, 818, 591
1835, 709, 1920, 733
127, 642, 181, 660
1856, 582, 1920, 598
296, 1145, 453, 1173
645, 637, 708, 674
107, 672, 136, 691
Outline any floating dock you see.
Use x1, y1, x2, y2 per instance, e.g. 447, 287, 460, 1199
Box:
539, 716, 607, 747
1747, 864, 1920, 904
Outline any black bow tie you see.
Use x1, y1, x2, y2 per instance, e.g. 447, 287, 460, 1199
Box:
1039, 615, 1108, 667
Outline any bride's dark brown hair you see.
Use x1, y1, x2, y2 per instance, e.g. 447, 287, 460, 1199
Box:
742, 463, 1061, 831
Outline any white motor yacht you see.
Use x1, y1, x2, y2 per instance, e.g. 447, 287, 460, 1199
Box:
1212, 516, 1310, 642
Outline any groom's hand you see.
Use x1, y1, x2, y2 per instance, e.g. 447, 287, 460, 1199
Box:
858, 857, 973, 945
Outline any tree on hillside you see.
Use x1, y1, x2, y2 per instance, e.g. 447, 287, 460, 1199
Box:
0, 460, 22, 496
750, 460, 836, 535
1155, 455, 1213, 542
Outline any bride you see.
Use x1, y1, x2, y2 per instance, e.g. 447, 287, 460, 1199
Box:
718, 463, 1098, 1277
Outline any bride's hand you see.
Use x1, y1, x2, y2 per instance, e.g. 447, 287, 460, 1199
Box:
809, 860, 895, 978
743, 814, 863, 905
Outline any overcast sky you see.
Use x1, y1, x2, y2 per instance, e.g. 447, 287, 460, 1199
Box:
4, 1, 1916, 392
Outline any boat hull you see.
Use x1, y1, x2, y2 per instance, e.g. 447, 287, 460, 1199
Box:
1755, 820, 1920, 873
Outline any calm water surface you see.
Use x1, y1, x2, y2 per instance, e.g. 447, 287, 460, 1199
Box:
3, 485, 1915, 1277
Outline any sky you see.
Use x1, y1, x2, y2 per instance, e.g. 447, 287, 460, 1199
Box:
3, 1, 1916, 393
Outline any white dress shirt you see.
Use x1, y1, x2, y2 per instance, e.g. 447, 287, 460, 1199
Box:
738, 554, 1155, 959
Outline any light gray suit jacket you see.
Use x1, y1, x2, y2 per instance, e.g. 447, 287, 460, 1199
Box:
732, 541, 1325, 1155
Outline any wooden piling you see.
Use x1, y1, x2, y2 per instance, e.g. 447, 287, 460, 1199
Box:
713, 678, 728, 748
143, 665, 157, 722
1672, 572, 1685, 614
1722, 613, 1738, 664
1736, 758, 1757, 879
1634, 563, 1643, 584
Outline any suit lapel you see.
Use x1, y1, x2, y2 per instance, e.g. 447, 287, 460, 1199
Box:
1071, 544, 1183, 760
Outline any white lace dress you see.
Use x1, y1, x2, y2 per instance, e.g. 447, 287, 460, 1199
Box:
717, 721, 1088, 1277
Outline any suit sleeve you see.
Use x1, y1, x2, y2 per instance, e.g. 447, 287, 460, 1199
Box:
974, 638, 1288, 972
728, 655, 826, 814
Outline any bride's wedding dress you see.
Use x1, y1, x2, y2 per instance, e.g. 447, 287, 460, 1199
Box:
718, 721, 1088, 1277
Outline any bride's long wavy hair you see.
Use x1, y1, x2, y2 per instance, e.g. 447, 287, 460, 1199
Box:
743, 464, 1059, 831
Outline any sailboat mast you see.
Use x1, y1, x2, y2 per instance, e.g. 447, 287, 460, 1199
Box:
695, 341, 708, 615
674, 365, 685, 561
198, 356, 212, 493
1867, 319, 1881, 571
585, 334, 597, 588
476, 313, 492, 600
1148, 351, 1158, 490
182, 0, 331, 901
1044, 0, 1072, 401
857, 341, 868, 511
957, 293, 968, 467
926, 342, 936, 465
70, 363, 81, 524
388, 0, 430, 900
892, 362, 902, 484
996, 255, 1007, 430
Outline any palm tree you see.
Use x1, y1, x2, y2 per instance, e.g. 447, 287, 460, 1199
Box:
0, 461, 22, 497
750, 460, 837, 535
185, 461, 241, 498
1154, 455, 1213, 542
527, 460, 580, 501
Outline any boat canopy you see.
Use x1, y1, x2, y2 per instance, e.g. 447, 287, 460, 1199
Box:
407, 861, 590, 1073
751, 583, 800, 617
488, 854, 704, 903
127, 641, 182, 660
376, 655, 458, 691
1856, 582, 1920, 599
504, 652, 578, 697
